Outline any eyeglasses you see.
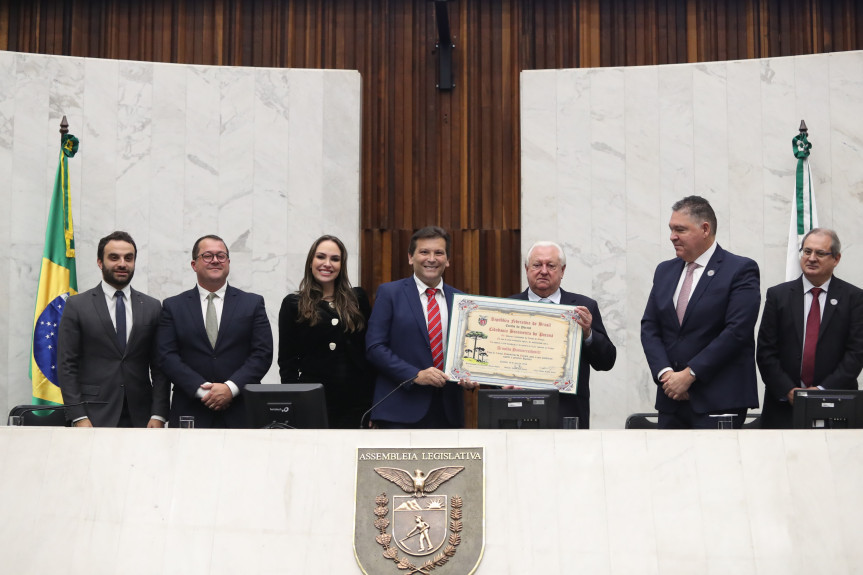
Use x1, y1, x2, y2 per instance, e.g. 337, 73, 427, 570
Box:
197, 251, 229, 263
800, 248, 833, 259
529, 262, 559, 272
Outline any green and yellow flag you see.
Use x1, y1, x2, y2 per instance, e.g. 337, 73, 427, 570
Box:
31, 133, 79, 405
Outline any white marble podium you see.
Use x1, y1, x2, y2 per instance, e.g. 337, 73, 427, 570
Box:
0, 428, 859, 574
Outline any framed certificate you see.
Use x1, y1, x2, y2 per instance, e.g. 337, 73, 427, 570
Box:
444, 294, 583, 394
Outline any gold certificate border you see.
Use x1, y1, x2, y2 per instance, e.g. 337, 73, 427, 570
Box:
444, 294, 583, 394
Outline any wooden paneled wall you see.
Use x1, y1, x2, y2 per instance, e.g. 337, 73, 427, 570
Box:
1, 0, 861, 297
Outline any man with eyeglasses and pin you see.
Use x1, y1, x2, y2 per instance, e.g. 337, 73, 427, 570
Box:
757, 228, 863, 429
157, 235, 273, 428
509, 241, 617, 428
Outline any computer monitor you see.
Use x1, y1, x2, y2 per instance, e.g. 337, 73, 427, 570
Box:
243, 383, 329, 429
477, 389, 559, 429
792, 389, 863, 429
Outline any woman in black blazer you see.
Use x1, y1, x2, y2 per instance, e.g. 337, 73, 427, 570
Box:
278, 235, 373, 428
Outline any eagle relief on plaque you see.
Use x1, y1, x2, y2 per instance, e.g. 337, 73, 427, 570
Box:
354, 447, 485, 575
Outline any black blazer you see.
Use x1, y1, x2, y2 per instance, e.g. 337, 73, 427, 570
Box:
58, 285, 169, 427
277, 287, 373, 428
757, 276, 863, 428
509, 288, 616, 428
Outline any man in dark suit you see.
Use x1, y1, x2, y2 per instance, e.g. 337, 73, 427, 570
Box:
509, 241, 616, 428
641, 196, 761, 429
58, 231, 169, 427
366, 226, 477, 428
157, 235, 273, 428
757, 228, 863, 428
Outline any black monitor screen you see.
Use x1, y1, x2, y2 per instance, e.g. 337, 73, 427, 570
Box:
243, 383, 329, 429
477, 389, 559, 429
792, 389, 863, 429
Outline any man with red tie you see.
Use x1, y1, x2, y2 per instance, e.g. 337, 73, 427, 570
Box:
366, 226, 476, 428
757, 228, 863, 429
641, 196, 761, 429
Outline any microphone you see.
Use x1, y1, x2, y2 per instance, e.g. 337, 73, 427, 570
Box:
359, 376, 415, 429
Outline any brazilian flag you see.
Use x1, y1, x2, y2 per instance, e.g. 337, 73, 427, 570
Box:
31, 133, 79, 405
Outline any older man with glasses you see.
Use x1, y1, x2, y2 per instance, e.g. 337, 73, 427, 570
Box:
757, 228, 863, 428
509, 241, 617, 428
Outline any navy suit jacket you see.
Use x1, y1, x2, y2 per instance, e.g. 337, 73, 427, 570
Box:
757, 276, 863, 428
366, 277, 464, 426
58, 285, 169, 427
157, 284, 273, 428
641, 244, 761, 414
509, 289, 616, 428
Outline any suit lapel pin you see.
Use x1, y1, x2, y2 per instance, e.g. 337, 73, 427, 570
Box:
707, 270, 715, 276
830, 299, 838, 306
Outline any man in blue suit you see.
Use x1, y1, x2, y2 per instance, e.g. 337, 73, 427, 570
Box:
157, 235, 273, 428
510, 241, 617, 428
641, 196, 761, 429
366, 226, 477, 428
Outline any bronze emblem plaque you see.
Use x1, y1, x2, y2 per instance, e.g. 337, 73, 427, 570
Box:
354, 447, 485, 575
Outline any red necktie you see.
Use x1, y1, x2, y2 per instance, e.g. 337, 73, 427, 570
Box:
801, 287, 822, 387
426, 288, 444, 371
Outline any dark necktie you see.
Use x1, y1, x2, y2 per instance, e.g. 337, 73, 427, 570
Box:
801, 287, 822, 387
115, 291, 127, 353
676, 262, 699, 325
426, 288, 444, 371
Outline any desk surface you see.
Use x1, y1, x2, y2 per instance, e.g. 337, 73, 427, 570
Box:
0, 428, 859, 575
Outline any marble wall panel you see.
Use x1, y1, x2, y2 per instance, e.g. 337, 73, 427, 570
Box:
519, 69, 558, 281
759, 56, 798, 285
623, 65, 661, 421
693, 62, 730, 246
522, 50, 863, 429
554, 69, 592, 278
322, 70, 362, 282
726, 59, 765, 268
0, 52, 15, 410
0, 52, 361, 416
657, 63, 695, 242
149, 63, 188, 299
829, 51, 863, 265
286, 69, 325, 261
9, 53, 52, 401
794, 54, 833, 239
80, 57, 120, 282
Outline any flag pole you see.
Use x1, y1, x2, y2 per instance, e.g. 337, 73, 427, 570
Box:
785, 119, 818, 281
30, 116, 79, 405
